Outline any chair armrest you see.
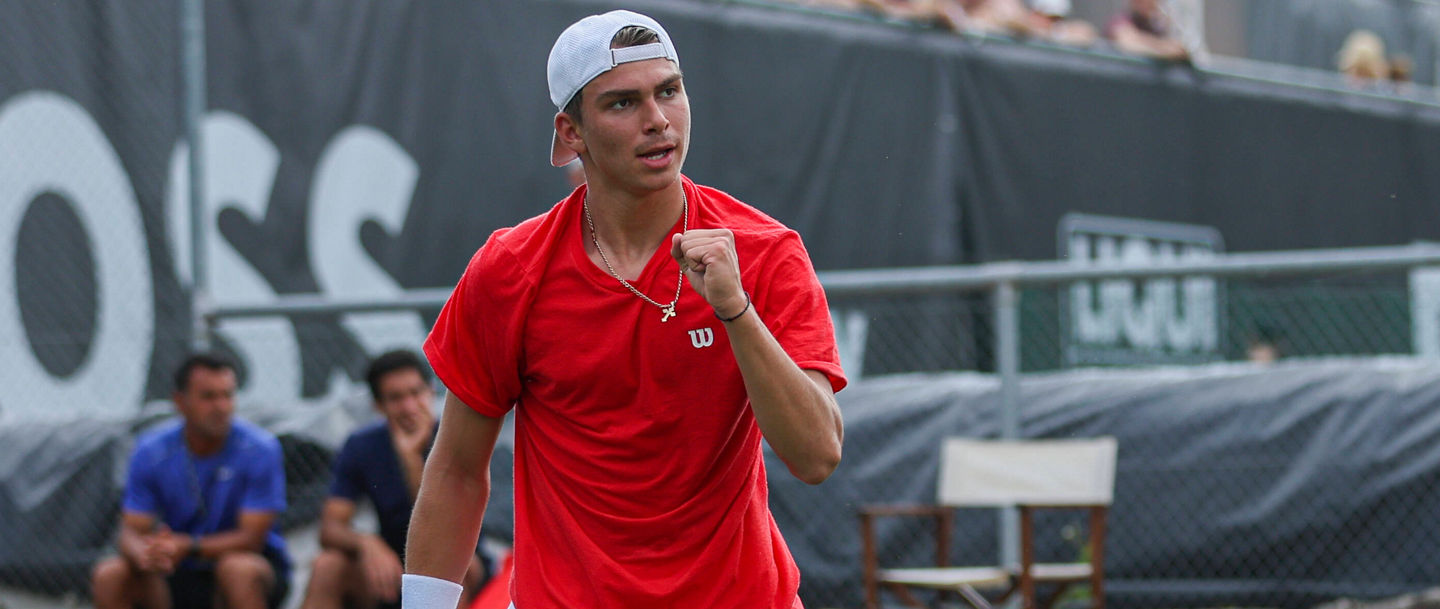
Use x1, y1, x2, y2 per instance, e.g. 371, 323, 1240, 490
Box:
858, 504, 956, 575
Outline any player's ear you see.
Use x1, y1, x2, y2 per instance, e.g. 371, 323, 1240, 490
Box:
555, 112, 586, 158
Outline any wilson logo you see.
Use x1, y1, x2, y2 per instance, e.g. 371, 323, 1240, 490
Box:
688, 328, 715, 348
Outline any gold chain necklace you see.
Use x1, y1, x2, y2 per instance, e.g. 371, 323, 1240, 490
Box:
583, 191, 688, 322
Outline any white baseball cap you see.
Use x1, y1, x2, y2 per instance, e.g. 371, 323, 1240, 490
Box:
546, 10, 681, 167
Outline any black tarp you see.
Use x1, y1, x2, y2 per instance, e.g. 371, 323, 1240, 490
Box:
9, 358, 1440, 608
777, 358, 1440, 608
4, 0, 1440, 410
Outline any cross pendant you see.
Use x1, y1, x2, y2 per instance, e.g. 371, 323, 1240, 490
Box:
660, 305, 676, 322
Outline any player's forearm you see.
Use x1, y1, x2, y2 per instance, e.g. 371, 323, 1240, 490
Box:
404, 451, 489, 583
724, 308, 843, 484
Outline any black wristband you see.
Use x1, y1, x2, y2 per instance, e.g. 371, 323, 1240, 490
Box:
716, 292, 751, 322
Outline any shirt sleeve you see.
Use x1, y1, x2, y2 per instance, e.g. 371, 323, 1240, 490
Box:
241, 435, 287, 514
753, 230, 848, 393
424, 231, 530, 417
328, 435, 363, 502
121, 444, 158, 516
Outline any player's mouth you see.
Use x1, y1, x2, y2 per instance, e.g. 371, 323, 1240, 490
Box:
638, 145, 676, 168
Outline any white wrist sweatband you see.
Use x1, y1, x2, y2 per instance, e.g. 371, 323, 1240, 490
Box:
401, 573, 464, 609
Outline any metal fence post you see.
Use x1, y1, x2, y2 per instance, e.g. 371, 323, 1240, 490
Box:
995, 279, 1021, 569
182, 0, 210, 351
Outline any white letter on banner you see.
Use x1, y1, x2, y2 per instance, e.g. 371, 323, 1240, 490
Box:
1070, 234, 1113, 345
308, 126, 426, 355
831, 308, 869, 378
1412, 267, 1440, 358
1151, 242, 1217, 353
1179, 247, 1218, 352
0, 91, 153, 422
1113, 235, 1160, 349
166, 112, 302, 410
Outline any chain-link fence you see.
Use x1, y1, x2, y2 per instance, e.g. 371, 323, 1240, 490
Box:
0, 4, 183, 605
5, 245, 1440, 608
815, 245, 1440, 609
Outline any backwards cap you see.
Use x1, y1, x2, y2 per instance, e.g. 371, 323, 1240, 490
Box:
546, 10, 680, 167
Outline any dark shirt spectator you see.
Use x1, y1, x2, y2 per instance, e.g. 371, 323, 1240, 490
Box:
298, 350, 489, 609
1106, 0, 1189, 61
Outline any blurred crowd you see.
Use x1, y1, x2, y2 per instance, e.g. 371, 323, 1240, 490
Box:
777, 0, 1432, 96
1337, 29, 1414, 94
780, 0, 1191, 62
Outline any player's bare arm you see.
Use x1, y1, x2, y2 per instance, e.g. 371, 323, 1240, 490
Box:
404, 393, 502, 584
671, 229, 844, 484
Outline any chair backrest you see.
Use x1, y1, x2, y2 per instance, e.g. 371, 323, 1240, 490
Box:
937, 437, 1118, 507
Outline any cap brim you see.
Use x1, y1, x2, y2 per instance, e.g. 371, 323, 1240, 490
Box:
551, 130, 577, 167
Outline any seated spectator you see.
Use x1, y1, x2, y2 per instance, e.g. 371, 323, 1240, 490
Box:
932, 0, 1095, 44
1390, 53, 1415, 95
1106, 0, 1189, 62
855, 0, 966, 30
1028, 0, 1098, 46
91, 353, 291, 609
1390, 53, 1413, 85
1337, 29, 1390, 87
959, 0, 1036, 35
1245, 323, 1284, 364
299, 350, 490, 609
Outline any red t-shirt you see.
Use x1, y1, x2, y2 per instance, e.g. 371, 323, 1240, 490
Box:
425, 176, 846, 609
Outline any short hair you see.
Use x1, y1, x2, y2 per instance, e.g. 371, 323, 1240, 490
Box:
366, 349, 433, 402
561, 25, 662, 126
174, 352, 237, 393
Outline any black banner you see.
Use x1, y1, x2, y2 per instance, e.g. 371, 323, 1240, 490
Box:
4, 0, 1440, 416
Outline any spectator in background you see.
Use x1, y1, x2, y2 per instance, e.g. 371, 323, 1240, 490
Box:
1389, 53, 1414, 94
789, 0, 1096, 45
300, 350, 490, 609
1245, 323, 1284, 364
855, 0, 966, 30
1337, 29, 1390, 87
1106, 0, 1189, 62
782, 0, 867, 11
1028, 0, 1097, 46
1389, 54, 1413, 83
946, 0, 1030, 34
91, 353, 291, 609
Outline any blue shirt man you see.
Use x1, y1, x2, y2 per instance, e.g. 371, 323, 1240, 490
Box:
91, 353, 291, 609
123, 419, 290, 574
